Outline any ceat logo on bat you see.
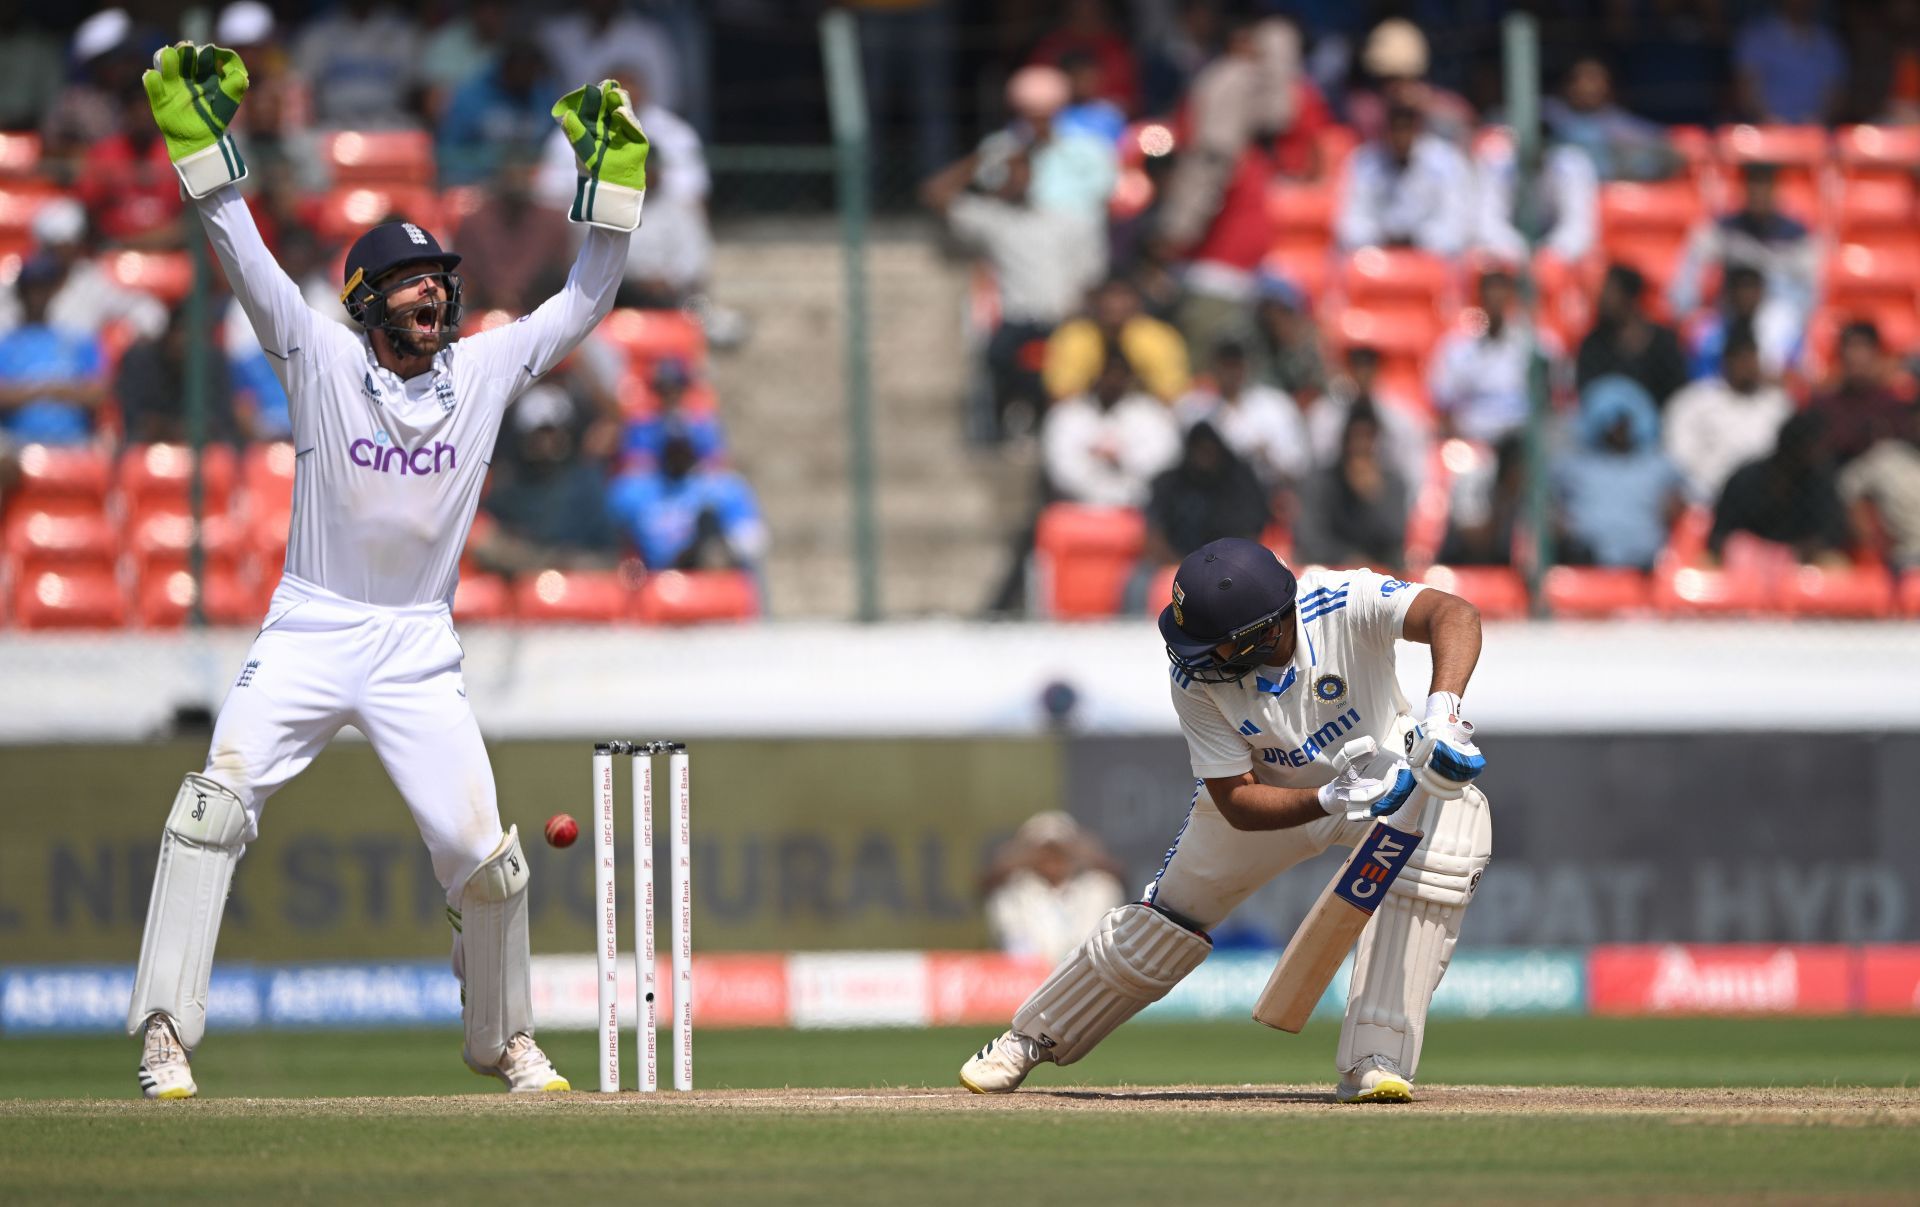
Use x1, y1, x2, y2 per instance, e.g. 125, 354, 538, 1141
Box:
1333, 823, 1424, 914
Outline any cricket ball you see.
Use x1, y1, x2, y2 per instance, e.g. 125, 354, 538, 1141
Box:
544, 813, 579, 848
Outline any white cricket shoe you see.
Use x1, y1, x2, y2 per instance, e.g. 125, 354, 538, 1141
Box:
1336, 1055, 1413, 1103
472, 1033, 570, 1092
959, 1029, 1051, 1094
136, 1014, 197, 1100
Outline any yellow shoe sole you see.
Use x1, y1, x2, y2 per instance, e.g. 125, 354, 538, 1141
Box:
540, 1076, 571, 1092
959, 1073, 988, 1094
152, 1086, 194, 1100
1339, 1076, 1413, 1103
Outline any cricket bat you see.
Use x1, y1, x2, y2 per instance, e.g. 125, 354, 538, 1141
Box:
1252, 819, 1425, 1032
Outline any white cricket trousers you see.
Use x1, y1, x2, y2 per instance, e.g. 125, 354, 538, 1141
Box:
201, 573, 503, 903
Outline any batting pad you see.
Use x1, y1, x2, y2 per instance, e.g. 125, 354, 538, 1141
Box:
127, 774, 248, 1048
1337, 787, 1491, 1081
1013, 903, 1212, 1066
454, 825, 533, 1072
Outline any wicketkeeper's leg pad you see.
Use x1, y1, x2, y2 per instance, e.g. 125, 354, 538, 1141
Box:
1012, 902, 1212, 1067
126, 774, 249, 1049
1336, 786, 1492, 1082
453, 825, 534, 1073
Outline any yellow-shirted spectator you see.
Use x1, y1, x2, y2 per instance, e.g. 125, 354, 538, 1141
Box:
1043, 277, 1191, 402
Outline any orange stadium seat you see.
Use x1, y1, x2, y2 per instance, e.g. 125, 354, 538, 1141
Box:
1264, 181, 1339, 256
323, 130, 437, 187
1652, 563, 1769, 617
119, 444, 239, 513
0, 187, 58, 239
598, 309, 707, 372
125, 505, 246, 581
315, 186, 443, 243
634, 570, 760, 624
1716, 124, 1831, 176
1330, 307, 1442, 395
1337, 248, 1455, 316
1032, 503, 1146, 619
241, 442, 298, 514
101, 251, 194, 305
134, 567, 260, 629
1776, 564, 1895, 618
1902, 570, 1920, 617
1824, 243, 1920, 314
3, 506, 117, 572
1421, 565, 1530, 619
1543, 567, 1655, 618
1834, 178, 1917, 249
11, 568, 126, 630
1600, 180, 1704, 237
1835, 125, 1920, 187
11, 444, 113, 506
1258, 247, 1331, 305
513, 568, 631, 623
1315, 125, 1359, 172
452, 572, 513, 624
0, 132, 40, 178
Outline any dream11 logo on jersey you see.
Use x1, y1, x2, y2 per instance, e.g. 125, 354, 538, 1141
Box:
348, 430, 458, 476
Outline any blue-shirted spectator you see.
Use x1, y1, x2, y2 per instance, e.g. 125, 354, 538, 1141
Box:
1735, 0, 1846, 124
437, 42, 555, 185
1554, 375, 1687, 570
0, 256, 107, 446
475, 385, 620, 574
1054, 52, 1127, 145
607, 432, 766, 571
622, 358, 725, 470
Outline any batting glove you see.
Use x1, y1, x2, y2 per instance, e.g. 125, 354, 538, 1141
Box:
551, 80, 649, 231
1317, 737, 1419, 821
143, 42, 249, 198
1409, 691, 1486, 798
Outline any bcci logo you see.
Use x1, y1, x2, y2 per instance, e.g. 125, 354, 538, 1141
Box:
1314, 673, 1346, 704
1170, 579, 1186, 627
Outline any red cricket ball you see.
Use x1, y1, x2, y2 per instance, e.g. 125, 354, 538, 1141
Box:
544, 813, 580, 848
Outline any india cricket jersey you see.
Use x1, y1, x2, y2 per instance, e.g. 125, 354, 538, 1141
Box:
1170, 567, 1428, 787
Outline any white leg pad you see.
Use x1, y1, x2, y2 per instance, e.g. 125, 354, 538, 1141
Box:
1336, 787, 1492, 1081
1012, 903, 1212, 1066
126, 775, 249, 1049
453, 826, 533, 1071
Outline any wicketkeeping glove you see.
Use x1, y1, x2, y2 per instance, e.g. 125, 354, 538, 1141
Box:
143, 42, 249, 198
1316, 737, 1419, 821
1409, 692, 1486, 798
551, 80, 649, 232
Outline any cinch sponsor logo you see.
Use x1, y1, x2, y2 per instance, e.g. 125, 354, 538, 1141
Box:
1332, 824, 1421, 913
1260, 707, 1362, 765
348, 438, 458, 475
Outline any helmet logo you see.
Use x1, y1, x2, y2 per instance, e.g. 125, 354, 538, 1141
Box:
1170, 580, 1185, 626
402, 223, 429, 246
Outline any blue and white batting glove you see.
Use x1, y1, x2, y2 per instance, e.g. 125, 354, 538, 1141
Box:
1317, 737, 1419, 821
1409, 691, 1486, 798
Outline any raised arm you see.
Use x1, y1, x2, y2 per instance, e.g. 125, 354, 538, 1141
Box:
193, 188, 321, 362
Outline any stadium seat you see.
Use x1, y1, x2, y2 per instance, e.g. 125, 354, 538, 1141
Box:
1600, 180, 1704, 237
598, 309, 707, 372
1257, 247, 1331, 306
11, 568, 126, 630
3, 506, 117, 571
118, 444, 239, 513
1531, 252, 1598, 345
11, 444, 112, 506
0, 131, 40, 178
1902, 570, 1920, 617
1543, 567, 1654, 618
1823, 244, 1920, 314
241, 442, 297, 515
125, 505, 245, 580
1776, 564, 1895, 619
100, 251, 194, 305
1330, 306, 1442, 393
452, 572, 513, 624
1142, 564, 1177, 616
323, 130, 437, 187
1716, 124, 1831, 176
1420, 565, 1530, 619
1032, 503, 1146, 619
1337, 247, 1456, 317
247, 504, 292, 571
1314, 125, 1359, 172
1834, 179, 1918, 254
634, 570, 760, 624
134, 567, 259, 628
513, 569, 631, 623
1652, 563, 1769, 617
0, 187, 58, 242
1264, 181, 1339, 255
1835, 125, 1920, 188
314, 186, 443, 243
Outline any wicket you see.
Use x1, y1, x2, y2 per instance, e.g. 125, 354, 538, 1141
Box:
591, 740, 691, 1093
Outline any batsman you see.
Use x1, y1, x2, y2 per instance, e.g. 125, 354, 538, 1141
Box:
962, 537, 1491, 1102
125, 43, 647, 1097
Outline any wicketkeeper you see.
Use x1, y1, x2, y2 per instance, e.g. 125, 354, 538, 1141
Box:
126, 42, 648, 1098
962, 538, 1492, 1102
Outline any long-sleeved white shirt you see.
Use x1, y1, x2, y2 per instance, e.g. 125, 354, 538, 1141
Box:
1475, 142, 1598, 263
195, 186, 628, 607
1336, 135, 1476, 256
1662, 377, 1792, 504
1041, 391, 1181, 507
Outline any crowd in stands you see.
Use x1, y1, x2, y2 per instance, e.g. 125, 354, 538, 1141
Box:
929, 2, 1920, 619
0, 4, 761, 629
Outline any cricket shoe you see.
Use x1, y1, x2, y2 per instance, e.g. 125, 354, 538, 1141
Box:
471, 1033, 570, 1092
959, 1030, 1051, 1094
136, 1014, 197, 1100
1336, 1055, 1413, 1103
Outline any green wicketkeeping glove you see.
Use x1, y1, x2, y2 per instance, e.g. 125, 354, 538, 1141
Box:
143, 42, 250, 198
551, 80, 648, 232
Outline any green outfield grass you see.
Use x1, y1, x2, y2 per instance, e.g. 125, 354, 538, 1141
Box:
4, 1019, 1917, 1205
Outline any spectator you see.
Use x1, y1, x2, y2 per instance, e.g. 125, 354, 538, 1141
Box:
217, 1, 310, 172
1044, 277, 1189, 403
1430, 268, 1550, 444
1735, 0, 1847, 124
74, 92, 184, 248
1610, 0, 1731, 126
0, 199, 165, 338
451, 151, 573, 311
606, 432, 767, 572
1542, 55, 1678, 182
0, 13, 65, 133
922, 140, 1105, 440
1577, 264, 1689, 408
422, 0, 511, 118
1041, 353, 1181, 507
1335, 101, 1475, 255
1028, 0, 1139, 114
40, 10, 144, 175
0, 256, 108, 446
1138, 0, 1227, 115
1438, 434, 1527, 566
1670, 163, 1817, 339
540, 0, 682, 118
1664, 329, 1794, 505
1710, 412, 1853, 564
1296, 405, 1408, 569
1857, 0, 1920, 124
115, 305, 244, 446
437, 42, 555, 185
1174, 339, 1309, 492
294, 0, 422, 128
1809, 321, 1914, 466
1314, 344, 1430, 500
1344, 18, 1477, 146
623, 359, 725, 471
1554, 376, 1686, 570
1684, 263, 1802, 382
980, 811, 1126, 965
987, 65, 1117, 226
473, 386, 620, 575
1841, 402, 1920, 570
1475, 133, 1598, 265
1054, 51, 1126, 145
1247, 272, 1327, 402
1134, 420, 1270, 600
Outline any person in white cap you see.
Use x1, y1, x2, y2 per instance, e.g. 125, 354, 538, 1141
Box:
41, 9, 144, 168
0, 199, 167, 339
